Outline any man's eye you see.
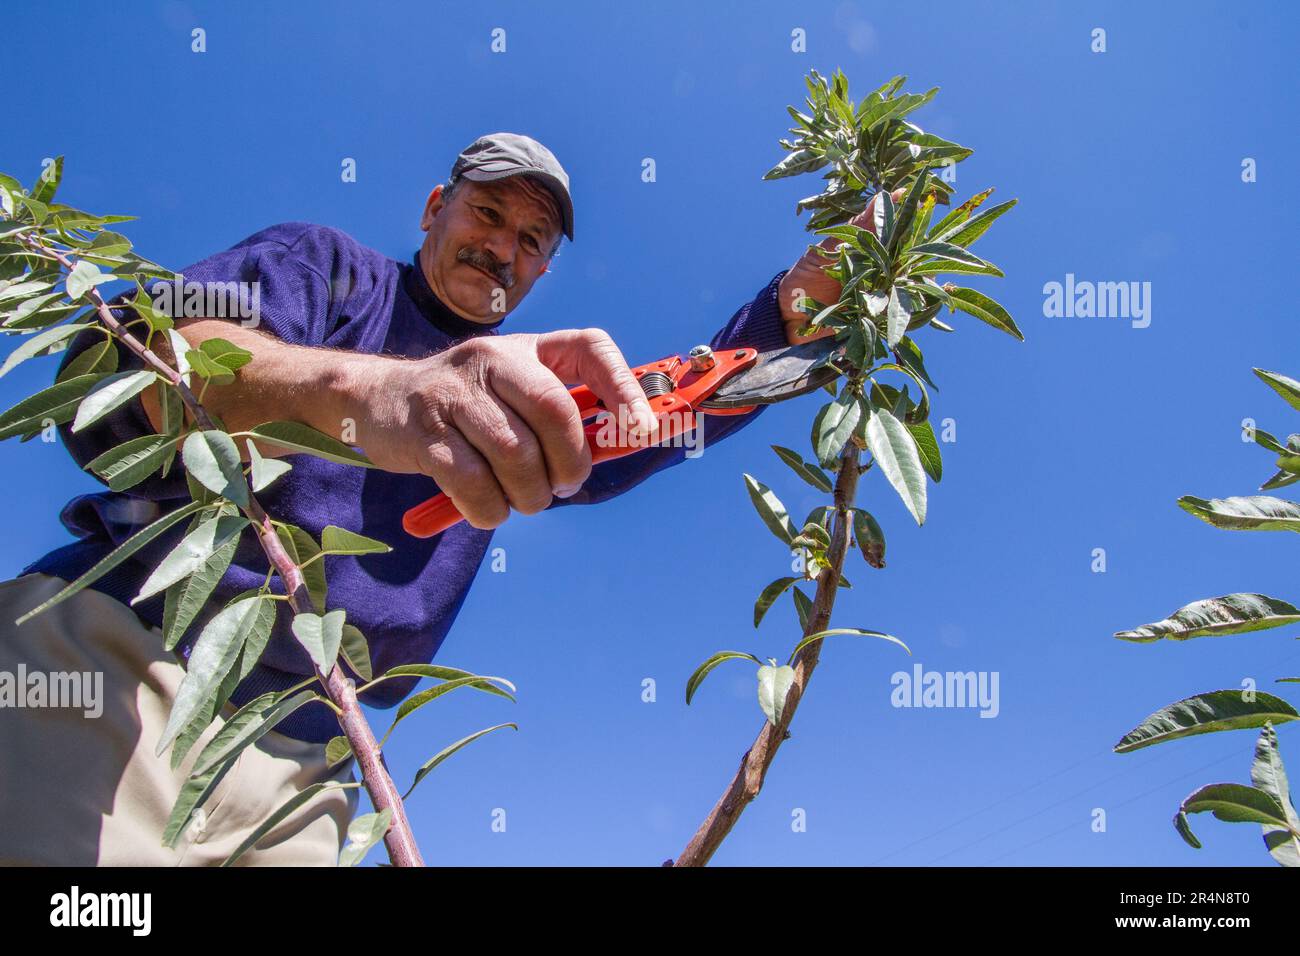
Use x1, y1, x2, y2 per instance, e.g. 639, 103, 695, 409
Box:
523, 236, 540, 253
476, 206, 499, 222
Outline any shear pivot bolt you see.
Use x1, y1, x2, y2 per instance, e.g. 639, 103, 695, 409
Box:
688, 345, 715, 372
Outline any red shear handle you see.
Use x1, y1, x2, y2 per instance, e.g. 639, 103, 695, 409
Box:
401, 348, 757, 538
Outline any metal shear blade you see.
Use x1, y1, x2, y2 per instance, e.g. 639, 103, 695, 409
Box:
698, 337, 845, 409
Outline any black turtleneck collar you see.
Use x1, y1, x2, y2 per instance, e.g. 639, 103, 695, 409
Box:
403, 249, 506, 338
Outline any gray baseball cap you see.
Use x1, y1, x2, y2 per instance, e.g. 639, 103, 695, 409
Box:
450, 132, 574, 241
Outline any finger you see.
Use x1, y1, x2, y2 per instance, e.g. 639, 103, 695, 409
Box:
850, 187, 909, 234
416, 425, 511, 529
785, 321, 838, 345
482, 344, 592, 493
534, 328, 659, 440
452, 382, 558, 516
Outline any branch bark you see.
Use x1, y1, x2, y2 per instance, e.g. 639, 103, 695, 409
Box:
672, 438, 863, 867
28, 235, 424, 866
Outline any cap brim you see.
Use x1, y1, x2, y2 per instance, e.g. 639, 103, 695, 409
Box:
459, 167, 574, 242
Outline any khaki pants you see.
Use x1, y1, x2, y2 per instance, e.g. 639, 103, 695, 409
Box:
0, 573, 358, 866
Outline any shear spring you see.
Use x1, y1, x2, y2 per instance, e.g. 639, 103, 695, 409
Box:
639, 371, 674, 398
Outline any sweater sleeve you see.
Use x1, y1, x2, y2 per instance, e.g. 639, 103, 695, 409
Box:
53, 223, 347, 502
546, 269, 790, 511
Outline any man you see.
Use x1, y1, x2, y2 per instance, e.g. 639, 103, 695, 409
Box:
0, 132, 882, 865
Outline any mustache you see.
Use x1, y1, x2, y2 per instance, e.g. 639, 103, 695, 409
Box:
457, 247, 515, 289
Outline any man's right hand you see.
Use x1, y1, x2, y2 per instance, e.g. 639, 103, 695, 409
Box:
357, 329, 660, 529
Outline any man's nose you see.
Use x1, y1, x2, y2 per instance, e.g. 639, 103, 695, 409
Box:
480, 229, 516, 269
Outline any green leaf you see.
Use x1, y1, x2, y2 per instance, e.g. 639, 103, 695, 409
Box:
182, 430, 249, 507
185, 348, 235, 384
338, 809, 393, 867
368, 664, 516, 701
156, 596, 275, 757
247, 421, 375, 468
1115, 594, 1300, 642
1174, 783, 1294, 850
31, 157, 62, 204
764, 148, 828, 181
885, 285, 912, 348
166, 328, 193, 386
162, 532, 239, 651
0, 374, 100, 440
907, 419, 942, 482
291, 609, 347, 673
0, 278, 56, 304
14, 499, 207, 625
755, 576, 800, 628
909, 258, 1004, 279
325, 736, 352, 766
907, 240, 988, 270
0, 322, 94, 378
852, 509, 886, 568
4, 293, 81, 331
402, 723, 519, 801
931, 198, 1017, 248
892, 335, 937, 389
757, 661, 797, 725
1254, 369, 1300, 413
58, 334, 118, 381
685, 650, 762, 705
791, 587, 814, 632
71, 369, 156, 433
947, 287, 1024, 341
85, 432, 179, 492
161, 751, 238, 850
1251, 724, 1300, 866
381, 674, 519, 746
86, 230, 132, 258
66, 260, 115, 299
811, 390, 863, 470
340, 624, 372, 682
320, 525, 392, 557
221, 780, 359, 867
929, 187, 994, 237
125, 285, 172, 333
1115, 690, 1300, 753
771, 445, 833, 492
1178, 495, 1300, 532
190, 689, 319, 778
865, 403, 927, 525
133, 513, 249, 605
275, 524, 327, 611
1263, 468, 1300, 491
245, 438, 291, 492
788, 627, 910, 663
198, 337, 253, 373
791, 520, 832, 551
742, 473, 799, 546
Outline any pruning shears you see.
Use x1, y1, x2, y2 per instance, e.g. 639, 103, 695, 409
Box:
401, 337, 845, 538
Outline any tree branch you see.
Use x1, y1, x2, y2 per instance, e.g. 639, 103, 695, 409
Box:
28, 234, 424, 866
671, 438, 863, 867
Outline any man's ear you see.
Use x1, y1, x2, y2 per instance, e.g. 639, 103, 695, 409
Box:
420, 184, 446, 231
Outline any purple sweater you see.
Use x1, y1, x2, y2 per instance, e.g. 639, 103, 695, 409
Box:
23, 222, 791, 742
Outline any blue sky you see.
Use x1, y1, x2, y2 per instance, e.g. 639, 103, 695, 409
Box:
2, 0, 1297, 866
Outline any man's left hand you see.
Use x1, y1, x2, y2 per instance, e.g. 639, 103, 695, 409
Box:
778, 187, 906, 345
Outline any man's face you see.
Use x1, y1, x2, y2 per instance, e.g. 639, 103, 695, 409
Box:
418, 175, 562, 323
